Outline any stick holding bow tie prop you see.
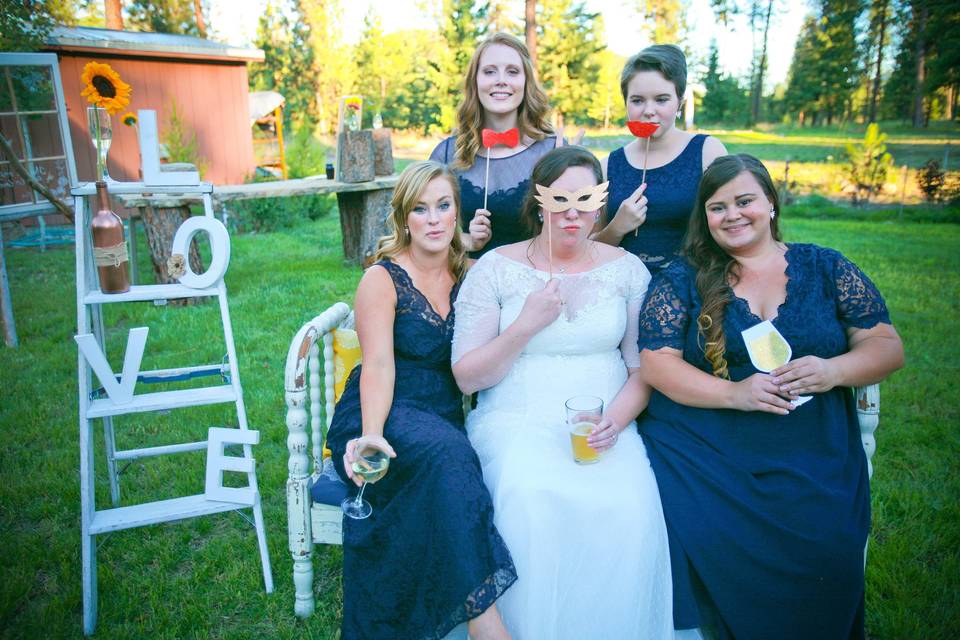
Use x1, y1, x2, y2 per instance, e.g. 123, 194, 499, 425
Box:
481, 128, 520, 211
626, 121, 659, 236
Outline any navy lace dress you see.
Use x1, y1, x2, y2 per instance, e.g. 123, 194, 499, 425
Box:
326, 261, 516, 640
636, 244, 892, 639
607, 134, 705, 274
430, 136, 556, 258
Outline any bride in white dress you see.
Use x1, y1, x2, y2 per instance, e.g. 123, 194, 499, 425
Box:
451, 147, 673, 639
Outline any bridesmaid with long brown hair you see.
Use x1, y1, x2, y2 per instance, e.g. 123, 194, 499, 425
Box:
637, 154, 904, 639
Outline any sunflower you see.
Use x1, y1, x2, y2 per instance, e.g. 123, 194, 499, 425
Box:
81, 62, 132, 115
121, 112, 138, 127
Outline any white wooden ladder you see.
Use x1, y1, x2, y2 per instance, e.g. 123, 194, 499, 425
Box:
72, 181, 273, 635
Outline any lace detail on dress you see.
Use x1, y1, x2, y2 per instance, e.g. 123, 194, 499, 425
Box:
432, 567, 518, 640
831, 250, 891, 329
452, 250, 650, 365
638, 262, 690, 352
379, 260, 459, 330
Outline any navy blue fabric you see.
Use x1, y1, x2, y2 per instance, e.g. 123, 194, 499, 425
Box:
309, 469, 348, 506
636, 244, 890, 639
326, 260, 516, 640
607, 134, 706, 274
430, 135, 556, 258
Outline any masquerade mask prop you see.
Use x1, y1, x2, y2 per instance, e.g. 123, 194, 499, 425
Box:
533, 182, 608, 278
481, 128, 520, 211
741, 320, 812, 407
626, 121, 660, 236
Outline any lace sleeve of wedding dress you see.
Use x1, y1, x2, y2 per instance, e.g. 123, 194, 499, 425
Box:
452, 253, 502, 365
619, 256, 652, 369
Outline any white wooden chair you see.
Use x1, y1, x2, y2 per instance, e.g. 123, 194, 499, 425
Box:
283, 302, 883, 616
285, 302, 352, 618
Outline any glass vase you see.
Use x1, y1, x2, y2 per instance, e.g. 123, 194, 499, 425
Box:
87, 106, 113, 182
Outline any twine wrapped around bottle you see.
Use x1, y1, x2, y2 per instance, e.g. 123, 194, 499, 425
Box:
91, 181, 130, 293
93, 243, 129, 268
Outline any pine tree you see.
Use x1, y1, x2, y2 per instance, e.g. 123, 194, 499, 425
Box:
700, 40, 750, 125
127, 0, 208, 35
537, 0, 604, 125
250, 0, 315, 128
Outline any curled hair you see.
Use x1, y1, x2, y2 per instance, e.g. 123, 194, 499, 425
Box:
620, 44, 687, 102
375, 161, 467, 281
519, 146, 605, 237
453, 32, 554, 169
681, 154, 782, 378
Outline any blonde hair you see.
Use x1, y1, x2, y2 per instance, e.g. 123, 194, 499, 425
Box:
375, 161, 467, 281
453, 32, 554, 169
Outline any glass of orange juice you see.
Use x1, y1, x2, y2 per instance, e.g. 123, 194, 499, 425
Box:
566, 395, 603, 464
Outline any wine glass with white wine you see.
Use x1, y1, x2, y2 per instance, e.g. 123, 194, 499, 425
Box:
342, 446, 391, 520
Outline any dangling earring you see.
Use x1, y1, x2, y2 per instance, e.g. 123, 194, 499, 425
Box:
769, 209, 776, 219
594, 213, 600, 221
676, 104, 683, 121
404, 226, 410, 237
537, 213, 543, 223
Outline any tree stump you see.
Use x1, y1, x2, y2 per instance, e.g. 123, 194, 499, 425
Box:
139, 205, 204, 304
336, 188, 393, 266
372, 128, 394, 176
336, 130, 375, 183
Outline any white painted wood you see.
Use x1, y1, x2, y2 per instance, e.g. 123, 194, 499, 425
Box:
83, 283, 219, 304
89, 494, 251, 534
75, 327, 149, 404
855, 384, 880, 480
138, 110, 200, 186
113, 440, 207, 460
285, 303, 353, 617
86, 385, 236, 418
0, 225, 17, 347
75, 183, 273, 635
205, 427, 260, 505
171, 217, 230, 289
71, 181, 214, 196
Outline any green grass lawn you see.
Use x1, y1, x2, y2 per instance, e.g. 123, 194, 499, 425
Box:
1, 211, 958, 638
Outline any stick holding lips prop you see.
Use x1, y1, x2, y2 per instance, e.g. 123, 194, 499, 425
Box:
626, 121, 659, 236
481, 128, 520, 211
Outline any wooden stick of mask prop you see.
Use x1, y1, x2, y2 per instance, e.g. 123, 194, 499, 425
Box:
480, 128, 520, 211
534, 182, 609, 279
626, 121, 659, 236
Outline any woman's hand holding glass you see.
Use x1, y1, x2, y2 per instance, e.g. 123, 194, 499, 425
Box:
731, 373, 796, 415
585, 416, 624, 452
343, 434, 397, 487
771, 356, 840, 395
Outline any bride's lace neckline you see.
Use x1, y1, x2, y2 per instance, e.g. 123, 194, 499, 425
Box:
489, 247, 631, 276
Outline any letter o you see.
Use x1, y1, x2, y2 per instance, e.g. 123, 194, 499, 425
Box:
171, 217, 231, 289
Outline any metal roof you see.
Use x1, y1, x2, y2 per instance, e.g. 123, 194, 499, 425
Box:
45, 26, 264, 63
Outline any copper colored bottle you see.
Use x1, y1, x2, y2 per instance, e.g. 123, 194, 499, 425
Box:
91, 181, 130, 293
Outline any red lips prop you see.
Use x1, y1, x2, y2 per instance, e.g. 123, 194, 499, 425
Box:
627, 121, 659, 138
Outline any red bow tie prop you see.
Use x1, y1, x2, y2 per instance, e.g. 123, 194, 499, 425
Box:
481, 128, 520, 211
626, 121, 660, 236
482, 128, 520, 149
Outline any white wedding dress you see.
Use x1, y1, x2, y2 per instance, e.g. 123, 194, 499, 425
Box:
452, 250, 674, 640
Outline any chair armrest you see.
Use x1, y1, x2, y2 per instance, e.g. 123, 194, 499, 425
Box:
854, 384, 880, 479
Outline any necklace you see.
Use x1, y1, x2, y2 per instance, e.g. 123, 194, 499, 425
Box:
529, 237, 595, 274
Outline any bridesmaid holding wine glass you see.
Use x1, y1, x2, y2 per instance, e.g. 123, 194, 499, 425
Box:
324, 161, 515, 640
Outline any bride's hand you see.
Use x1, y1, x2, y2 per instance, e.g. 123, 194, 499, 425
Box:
587, 417, 623, 452
516, 278, 563, 335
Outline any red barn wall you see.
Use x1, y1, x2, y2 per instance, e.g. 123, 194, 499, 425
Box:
57, 52, 255, 186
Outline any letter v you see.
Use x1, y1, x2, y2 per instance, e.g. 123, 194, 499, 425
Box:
75, 327, 149, 405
